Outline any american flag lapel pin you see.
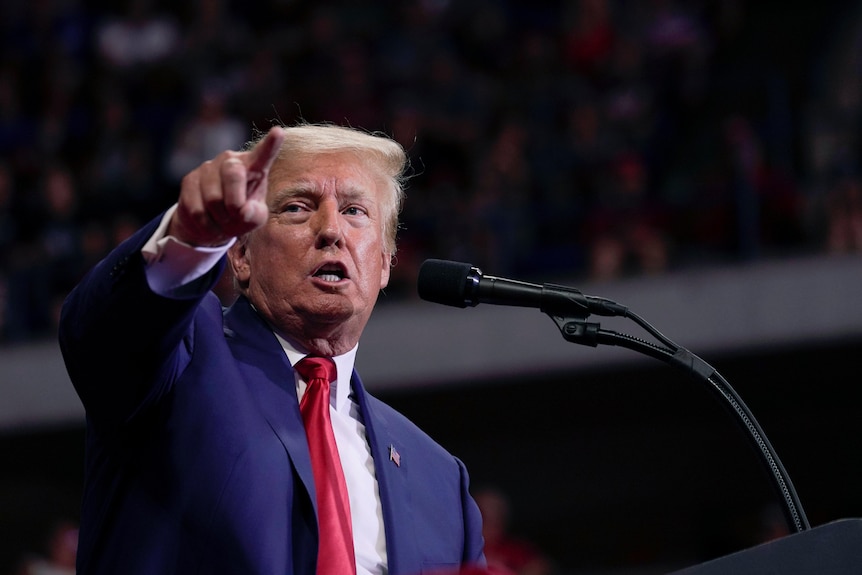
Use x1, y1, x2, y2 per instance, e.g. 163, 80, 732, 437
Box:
388, 444, 401, 467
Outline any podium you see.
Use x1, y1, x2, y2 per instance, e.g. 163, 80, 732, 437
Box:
669, 518, 862, 574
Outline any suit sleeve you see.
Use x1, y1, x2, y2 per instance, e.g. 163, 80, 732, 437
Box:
58, 212, 226, 429
458, 456, 487, 567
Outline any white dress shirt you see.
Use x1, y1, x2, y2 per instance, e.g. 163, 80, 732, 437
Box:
142, 206, 388, 574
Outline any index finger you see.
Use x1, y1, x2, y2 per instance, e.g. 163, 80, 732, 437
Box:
245, 126, 286, 201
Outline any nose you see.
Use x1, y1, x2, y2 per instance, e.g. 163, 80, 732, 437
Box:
314, 199, 343, 248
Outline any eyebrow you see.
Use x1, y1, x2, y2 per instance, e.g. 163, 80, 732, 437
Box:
270, 185, 313, 204
270, 183, 378, 206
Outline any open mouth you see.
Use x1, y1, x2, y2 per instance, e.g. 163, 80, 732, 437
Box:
313, 263, 347, 283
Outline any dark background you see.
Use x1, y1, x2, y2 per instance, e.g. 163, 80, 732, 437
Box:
2, 0, 862, 572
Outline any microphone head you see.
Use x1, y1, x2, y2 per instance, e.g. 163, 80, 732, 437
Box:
417, 259, 477, 308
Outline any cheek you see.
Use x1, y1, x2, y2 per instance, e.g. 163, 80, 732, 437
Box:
246, 232, 297, 283
353, 232, 390, 289
379, 253, 391, 288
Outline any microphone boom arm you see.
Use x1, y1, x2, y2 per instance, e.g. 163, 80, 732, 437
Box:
548, 311, 810, 535
414, 258, 808, 533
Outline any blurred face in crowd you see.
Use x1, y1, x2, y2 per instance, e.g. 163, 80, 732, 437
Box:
229, 149, 392, 353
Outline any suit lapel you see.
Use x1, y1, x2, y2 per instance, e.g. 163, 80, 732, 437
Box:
352, 373, 418, 575
223, 297, 317, 505
223, 300, 420, 571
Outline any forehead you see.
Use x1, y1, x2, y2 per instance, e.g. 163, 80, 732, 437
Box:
268, 150, 387, 196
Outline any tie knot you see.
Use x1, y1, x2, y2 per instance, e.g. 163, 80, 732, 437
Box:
295, 356, 337, 384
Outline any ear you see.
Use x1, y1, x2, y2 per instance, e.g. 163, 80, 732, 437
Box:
379, 251, 392, 289
228, 238, 251, 288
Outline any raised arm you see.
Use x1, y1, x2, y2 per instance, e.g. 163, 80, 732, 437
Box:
58, 127, 285, 428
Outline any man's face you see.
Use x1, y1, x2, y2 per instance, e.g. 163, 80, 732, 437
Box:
230, 150, 392, 351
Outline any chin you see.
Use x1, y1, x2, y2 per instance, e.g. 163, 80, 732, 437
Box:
305, 298, 358, 324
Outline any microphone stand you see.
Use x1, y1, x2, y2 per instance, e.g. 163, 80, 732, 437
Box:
545, 302, 810, 535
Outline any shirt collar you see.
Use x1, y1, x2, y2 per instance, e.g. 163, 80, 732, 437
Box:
274, 332, 357, 413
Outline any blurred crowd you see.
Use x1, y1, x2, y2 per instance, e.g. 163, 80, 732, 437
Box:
1, 0, 860, 344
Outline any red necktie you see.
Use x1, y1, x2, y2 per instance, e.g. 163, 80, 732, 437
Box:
295, 356, 357, 575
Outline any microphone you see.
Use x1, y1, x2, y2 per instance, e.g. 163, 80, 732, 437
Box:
417, 259, 627, 317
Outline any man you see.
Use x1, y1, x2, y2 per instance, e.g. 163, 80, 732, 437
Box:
58, 124, 486, 574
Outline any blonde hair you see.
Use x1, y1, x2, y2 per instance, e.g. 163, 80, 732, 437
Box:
247, 123, 408, 256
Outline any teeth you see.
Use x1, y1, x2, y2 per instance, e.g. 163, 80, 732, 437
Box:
318, 273, 341, 282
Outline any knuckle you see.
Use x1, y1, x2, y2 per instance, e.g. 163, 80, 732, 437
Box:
221, 158, 245, 181
180, 169, 199, 190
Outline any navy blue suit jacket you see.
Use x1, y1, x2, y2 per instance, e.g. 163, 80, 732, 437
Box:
59, 216, 485, 574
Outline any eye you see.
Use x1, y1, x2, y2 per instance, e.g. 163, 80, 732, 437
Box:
281, 202, 306, 214
342, 205, 367, 217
